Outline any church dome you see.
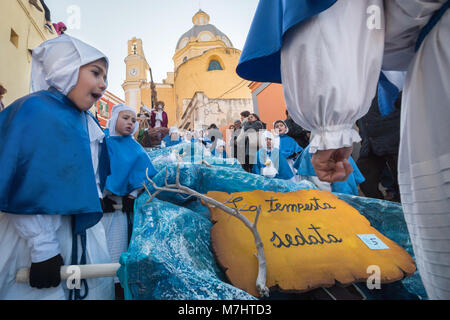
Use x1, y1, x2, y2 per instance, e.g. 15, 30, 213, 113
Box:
176, 10, 233, 51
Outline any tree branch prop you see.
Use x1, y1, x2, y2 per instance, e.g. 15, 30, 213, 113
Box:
142, 163, 270, 297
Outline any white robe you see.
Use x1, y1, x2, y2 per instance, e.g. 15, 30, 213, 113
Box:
281, 0, 450, 299
0, 116, 114, 300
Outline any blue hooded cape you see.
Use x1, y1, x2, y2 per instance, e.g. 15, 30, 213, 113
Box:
0, 88, 110, 234
253, 148, 294, 180
279, 134, 303, 159
237, 0, 337, 83
294, 145, 365, 195
211, 149, 227, 159
377, 72, 401, 117
104, 129, 158, 197
163, 135, 182, 147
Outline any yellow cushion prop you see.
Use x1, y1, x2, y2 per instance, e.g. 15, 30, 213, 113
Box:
208, 189, 416, 297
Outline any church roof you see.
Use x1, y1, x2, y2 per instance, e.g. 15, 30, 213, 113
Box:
176, 11, 233, 50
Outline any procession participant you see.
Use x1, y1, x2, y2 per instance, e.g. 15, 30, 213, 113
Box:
237, 0, 450, 298
0, 34, 114, 300
253, 131, 295, 181
162, 126, 182, 147
294, 145, 365, 196
211, 139, 228, 159
101, 104, 158, 299
273, 119, 303, 167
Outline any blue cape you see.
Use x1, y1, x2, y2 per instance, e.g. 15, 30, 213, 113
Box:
253, 148, 294, 180
211, 149, 227, 159
236, 0, 337, 83
279, 134, 303, 159
294, 145, 365, 195
163, 135, 182, 147
0, 88, 110, 233
104, 129, 158, 197
377, 72, 401, 117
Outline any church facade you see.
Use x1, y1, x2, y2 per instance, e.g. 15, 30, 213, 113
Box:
122, 10, 253, 130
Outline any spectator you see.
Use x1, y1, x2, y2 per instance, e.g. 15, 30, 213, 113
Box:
240, 111, 251, 125
356, 91, 402, 202
53, 22, 67, 36
207, 123, 223, 150
284, 110, 310, 148
29, 1, 54, 33
237, 113, 265, 172
229, 120, 242, 159
0, 84, 6, 112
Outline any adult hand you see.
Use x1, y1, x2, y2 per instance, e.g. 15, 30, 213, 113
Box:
311, 147, 353, 183
29, 254, 64, 289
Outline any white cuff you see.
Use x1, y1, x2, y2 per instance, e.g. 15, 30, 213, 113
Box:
28, 231, 61, 263
9, 214, 61, 263
309, 125, 361, 153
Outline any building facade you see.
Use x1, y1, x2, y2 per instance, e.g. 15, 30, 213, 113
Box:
249, 82, 288, 130
122, 10, 253, 129
89, 90, 126, 128
0, 0, 56, 106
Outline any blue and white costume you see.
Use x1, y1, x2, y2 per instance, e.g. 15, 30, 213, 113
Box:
101, 105, 158, 275
294, 145, 365, 196
162, 126, 182, 147
253, 131, 295, 181
0, 35, 114, 300
211, 139, 228, 159
238, 0, 450, 299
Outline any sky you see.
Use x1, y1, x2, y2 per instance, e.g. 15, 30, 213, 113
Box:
45, 0, 259, 100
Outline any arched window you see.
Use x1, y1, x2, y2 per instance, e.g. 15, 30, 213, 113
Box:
208, 60, 222, 71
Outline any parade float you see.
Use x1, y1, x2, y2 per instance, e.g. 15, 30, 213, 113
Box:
114, 142, 427, 300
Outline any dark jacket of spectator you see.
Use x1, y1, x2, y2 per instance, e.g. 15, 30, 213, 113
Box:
284, 116, 310, 148
357, 93, 401, 157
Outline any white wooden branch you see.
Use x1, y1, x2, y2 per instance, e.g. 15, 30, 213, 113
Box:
143, 163, 270, 297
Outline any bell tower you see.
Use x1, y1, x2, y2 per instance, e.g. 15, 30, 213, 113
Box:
122, 37, 151, 112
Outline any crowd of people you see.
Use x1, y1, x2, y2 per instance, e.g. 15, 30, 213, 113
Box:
145, 104, 400, 203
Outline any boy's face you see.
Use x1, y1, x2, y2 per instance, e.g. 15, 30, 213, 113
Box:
115, 110, 136, 136
67, 59, 108, 111
275, 122, 287, 135
266, 138, 273, 149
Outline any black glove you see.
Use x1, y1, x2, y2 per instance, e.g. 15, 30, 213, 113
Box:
101, 196, 117, 213
122, 196, 135, 215
29, 254, 64, 289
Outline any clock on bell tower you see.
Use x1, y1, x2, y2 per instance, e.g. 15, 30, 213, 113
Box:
122, 37, 152, 112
